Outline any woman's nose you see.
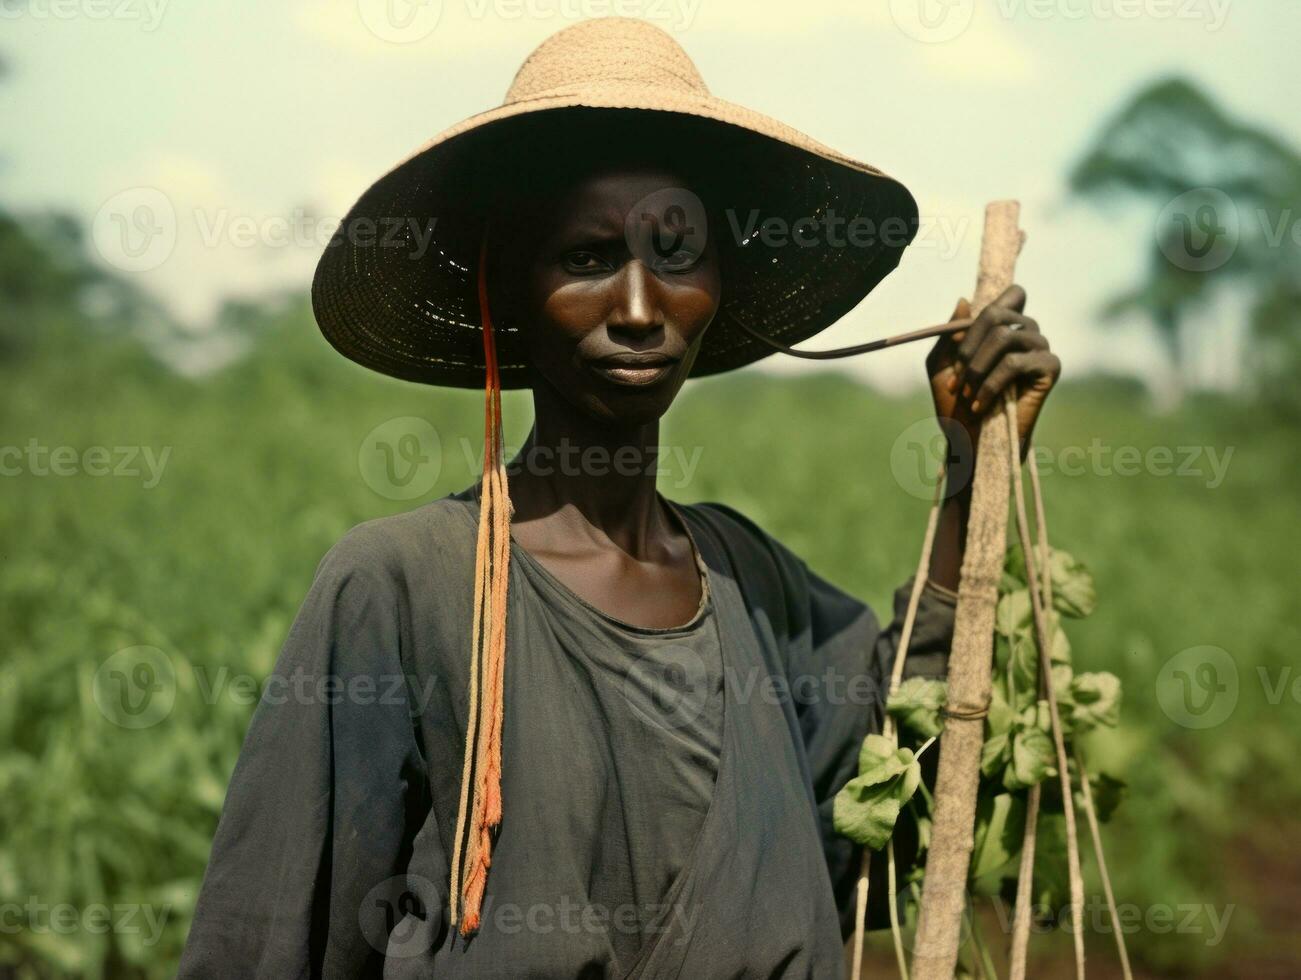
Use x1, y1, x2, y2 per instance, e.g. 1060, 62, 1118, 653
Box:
606, 260, 664, 342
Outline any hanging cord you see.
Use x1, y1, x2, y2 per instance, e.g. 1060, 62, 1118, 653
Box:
736, 316, 975, 360
850, 460, 947, 980
1002, 392, 1086, 979
1026, 454, 1133, 980
448, 236, 513, 936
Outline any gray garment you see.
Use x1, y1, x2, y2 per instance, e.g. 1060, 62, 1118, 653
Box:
508, 510, 725, 940
178, 492, 955, 979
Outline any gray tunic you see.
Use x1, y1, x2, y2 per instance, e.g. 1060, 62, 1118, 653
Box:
177, 492, 955, 979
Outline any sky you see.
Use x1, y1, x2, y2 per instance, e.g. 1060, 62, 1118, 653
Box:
2, 0, 1296, 392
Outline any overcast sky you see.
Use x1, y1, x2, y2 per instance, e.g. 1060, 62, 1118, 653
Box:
3, 0, 1296, 391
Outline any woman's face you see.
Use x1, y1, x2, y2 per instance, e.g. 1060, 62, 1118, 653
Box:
506, 166, 721, 426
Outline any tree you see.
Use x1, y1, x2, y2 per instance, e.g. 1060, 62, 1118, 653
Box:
1069, 78, 1301, 406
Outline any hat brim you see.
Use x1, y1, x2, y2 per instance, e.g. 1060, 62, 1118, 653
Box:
312, 86, 919, 389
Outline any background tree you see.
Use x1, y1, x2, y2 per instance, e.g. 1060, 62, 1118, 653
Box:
1070, 77, 1301, 407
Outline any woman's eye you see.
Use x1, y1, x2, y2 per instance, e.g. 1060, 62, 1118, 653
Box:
562, 251, 608, 274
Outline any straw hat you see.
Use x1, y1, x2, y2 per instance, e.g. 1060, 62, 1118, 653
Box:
311, 16, 919, 389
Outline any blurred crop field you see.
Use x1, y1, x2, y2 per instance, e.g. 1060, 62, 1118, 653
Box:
2, 232, 1299, 976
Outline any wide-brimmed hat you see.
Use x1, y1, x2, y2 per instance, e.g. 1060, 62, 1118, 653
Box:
311, 16, 919, 389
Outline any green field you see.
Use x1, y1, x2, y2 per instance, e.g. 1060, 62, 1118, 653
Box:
2, 290, 1298, 977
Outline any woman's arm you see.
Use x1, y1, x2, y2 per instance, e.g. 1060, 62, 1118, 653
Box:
925, 285, 1061, 590
177, 529, 428, 978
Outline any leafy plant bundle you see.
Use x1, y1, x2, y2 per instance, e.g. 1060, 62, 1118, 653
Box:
834, 546, 1127, 977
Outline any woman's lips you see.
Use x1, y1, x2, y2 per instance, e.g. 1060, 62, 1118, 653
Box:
588, 357, 678, 387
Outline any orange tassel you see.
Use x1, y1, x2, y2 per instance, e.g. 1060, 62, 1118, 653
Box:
448, 236, 512, 937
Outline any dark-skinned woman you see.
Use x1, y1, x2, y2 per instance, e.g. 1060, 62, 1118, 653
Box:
179, 17, 1059, 980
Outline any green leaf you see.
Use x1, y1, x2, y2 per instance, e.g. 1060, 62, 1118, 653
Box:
987, 685, 1017, 736
1051, 663, 1075, 704
1004, 543, 1029, 584
1047, 612, 1073, 665
1082, 772, 1127, 822
887, 677, 948, 739
834, 785, 904, 852
996, 589, 1032, 637
1008, 629, 1040, 709
981, 732, 1010, 777
971, 792, 1026, 881
834, 735, 924, 850
994, 632, 1012, 672
1032, 813, 1071, 912
1049, 549, 1097, 618
1071, 672, 1122, 732
855, 733, 911, 786
915, 811, 933, 853
1004, 725, 1057, 791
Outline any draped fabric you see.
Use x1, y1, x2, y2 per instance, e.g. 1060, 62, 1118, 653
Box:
178, 491, 955, 979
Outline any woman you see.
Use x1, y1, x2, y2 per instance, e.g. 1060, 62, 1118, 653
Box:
179, 17, 1059, 979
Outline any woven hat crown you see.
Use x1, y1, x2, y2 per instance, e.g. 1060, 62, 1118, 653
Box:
505, 17, 707, 102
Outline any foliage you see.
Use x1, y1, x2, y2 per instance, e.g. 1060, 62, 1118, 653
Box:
833, 735, 924, 851
836, 544, 1123, 868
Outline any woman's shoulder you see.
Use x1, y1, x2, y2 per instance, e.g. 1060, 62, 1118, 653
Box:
313, 492, 480, 593
675, 498, 800, 565
672, 498, 817, 609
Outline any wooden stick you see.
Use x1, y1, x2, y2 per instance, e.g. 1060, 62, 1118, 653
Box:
911, 201, 1024, 980
850, 462, 948, 980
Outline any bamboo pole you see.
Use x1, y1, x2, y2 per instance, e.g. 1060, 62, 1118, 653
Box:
911, 201, 1024, 979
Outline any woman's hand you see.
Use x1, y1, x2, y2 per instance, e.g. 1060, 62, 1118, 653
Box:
923, 285, 1061, 590
926, 285, 1061, 460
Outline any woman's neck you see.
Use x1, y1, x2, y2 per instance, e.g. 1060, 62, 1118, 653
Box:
505, 382, 670, 558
